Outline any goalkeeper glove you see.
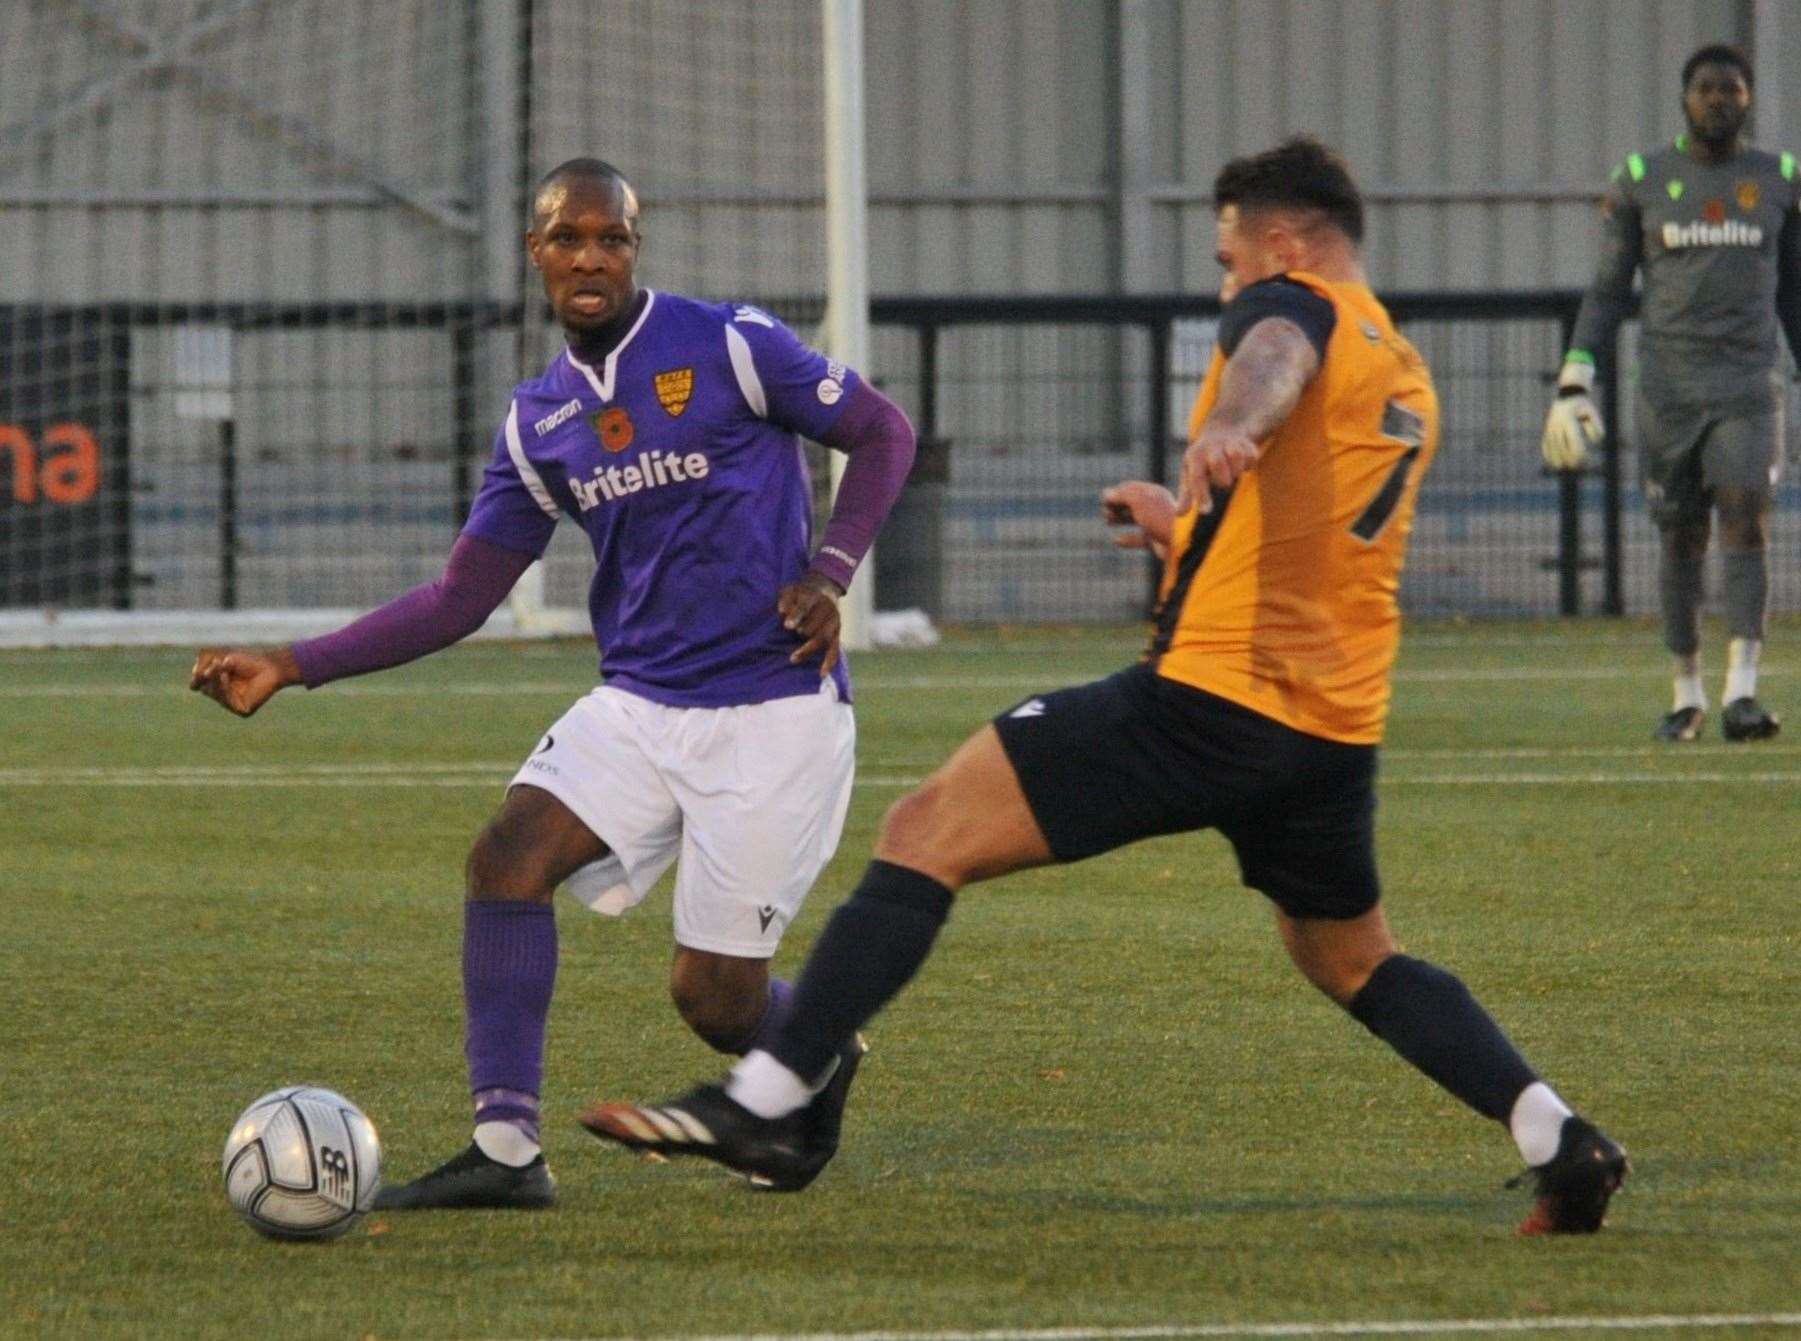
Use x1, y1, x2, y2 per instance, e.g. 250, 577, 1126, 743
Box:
1540, 358, 1604, 471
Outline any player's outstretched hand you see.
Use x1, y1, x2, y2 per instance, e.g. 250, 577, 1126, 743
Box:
1182, 422, 1259, 513
1101, 480, 1178, 560
189, 646, 302, 718
778, 571, 845, 678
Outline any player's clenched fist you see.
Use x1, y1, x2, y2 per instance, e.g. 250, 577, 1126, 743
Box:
189, 646, 301, 717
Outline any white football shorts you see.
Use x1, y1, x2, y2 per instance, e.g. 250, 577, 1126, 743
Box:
509, 680, 855, 957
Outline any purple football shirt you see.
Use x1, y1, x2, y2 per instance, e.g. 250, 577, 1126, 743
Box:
462, 291, 860, 707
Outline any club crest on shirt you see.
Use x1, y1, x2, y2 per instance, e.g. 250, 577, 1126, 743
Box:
1736, 180, 1761, 212
654, 368, 694, 417
593, 406, 634, 453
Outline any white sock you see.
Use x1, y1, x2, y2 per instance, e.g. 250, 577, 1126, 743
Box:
473, 1120, 541, 1168
1725, 637, 1761, 703
1672, 654, 1705, 712
727, 1048, 823, 1119
1509, 1081, 1574, 1167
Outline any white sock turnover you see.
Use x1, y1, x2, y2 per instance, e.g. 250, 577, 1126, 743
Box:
1673, 654, 1706, 713
473, 1120, 541, 1168
728, 1048, 819, 1119
1725, 638, 1761, 704
1509, 1081, 1574, 1167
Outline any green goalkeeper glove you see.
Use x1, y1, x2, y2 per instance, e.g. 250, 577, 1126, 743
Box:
1540, 358, 1604, 471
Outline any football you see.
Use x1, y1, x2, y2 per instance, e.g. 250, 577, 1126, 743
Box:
221, 1086, 382, 1240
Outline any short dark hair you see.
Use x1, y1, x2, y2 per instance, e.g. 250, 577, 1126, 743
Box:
530, 157, 635, 227
1212, 136, 1363, 244
1681, 43, 1752, 90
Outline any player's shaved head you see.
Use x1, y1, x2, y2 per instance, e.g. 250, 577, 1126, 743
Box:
1213, 137, 1363, 245
531, 158, 639, 231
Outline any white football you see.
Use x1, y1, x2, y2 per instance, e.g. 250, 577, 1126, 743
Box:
222, 1086, 381, 1240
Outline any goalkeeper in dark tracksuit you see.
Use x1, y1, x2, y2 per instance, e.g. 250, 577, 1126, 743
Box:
1543, 43, 1801, 741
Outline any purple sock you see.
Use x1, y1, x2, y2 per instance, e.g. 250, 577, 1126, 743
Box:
736, 978, 794, 1056
463, 900, 557, 1143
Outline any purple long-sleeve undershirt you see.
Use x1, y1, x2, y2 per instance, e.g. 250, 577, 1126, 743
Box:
806, 380, 917, 592
290, 534, 535, 688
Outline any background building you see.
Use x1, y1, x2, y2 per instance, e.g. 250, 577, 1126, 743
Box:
2, 0, 1795, 629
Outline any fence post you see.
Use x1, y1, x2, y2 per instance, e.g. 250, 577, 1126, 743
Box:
872, 322, 946, 619
1556, 309, 1581, 615
1146, 317, 1171, 613
218, 417, 238, 611
451, 317, 477, 525
1600, 329, 1624, 615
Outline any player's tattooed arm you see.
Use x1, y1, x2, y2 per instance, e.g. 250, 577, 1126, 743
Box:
1182, 316, 1320, 512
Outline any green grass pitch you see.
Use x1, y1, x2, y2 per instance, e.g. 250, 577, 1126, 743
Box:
2, 621, 1798, 1338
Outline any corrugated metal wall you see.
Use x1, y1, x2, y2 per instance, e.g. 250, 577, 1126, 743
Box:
860, 0, 1777, 297
1145, 0, 1758, 292
3, 1, 1796, 619
4, 1, 1790, 305
0, 0, 488, 303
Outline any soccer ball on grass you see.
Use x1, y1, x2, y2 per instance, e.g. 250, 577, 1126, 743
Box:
222, 1086, 381, 1240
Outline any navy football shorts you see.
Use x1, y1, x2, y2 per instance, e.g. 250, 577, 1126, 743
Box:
991, 664, 1380, 920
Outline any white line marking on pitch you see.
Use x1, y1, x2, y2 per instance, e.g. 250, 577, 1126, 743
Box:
560, 1310, 1801, 1341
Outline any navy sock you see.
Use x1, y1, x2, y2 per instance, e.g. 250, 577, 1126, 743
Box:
769, 860, 954, 1083
1346, 954, 1537, 1122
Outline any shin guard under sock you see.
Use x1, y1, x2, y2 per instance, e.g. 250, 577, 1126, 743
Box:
770, 860, 954, 1083
1347, 954, 1537, 1123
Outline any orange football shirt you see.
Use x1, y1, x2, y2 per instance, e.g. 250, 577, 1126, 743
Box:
1148, 272, 1439, 744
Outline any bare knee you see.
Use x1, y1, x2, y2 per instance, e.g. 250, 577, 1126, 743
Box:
1278, 908, 1398, 1006
669, 952, 769, 1053
871, 726, 1051, 889
463, 815, 556, 904
464, 786, 606, 904
877, 781, 944, 858
874, 778, 969, 885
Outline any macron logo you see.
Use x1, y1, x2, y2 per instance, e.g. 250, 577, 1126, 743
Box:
1009, 698, 1046, 719
571, 449, 711, 512
733, 304, 776, 328
534, 398, 583, 437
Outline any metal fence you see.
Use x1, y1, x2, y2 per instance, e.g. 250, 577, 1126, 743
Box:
867, 290, 1800, 623
7, 290, 1798, 625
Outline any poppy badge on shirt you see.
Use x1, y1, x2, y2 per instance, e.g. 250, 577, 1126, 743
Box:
594, 406, 634, 453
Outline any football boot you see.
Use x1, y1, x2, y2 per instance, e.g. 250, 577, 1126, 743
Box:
1653, 706, 1705, 742
1509, 1116, 1628, 1235
747, 1033, 868, 1191
580, 1083, 822, 1191
371, 1142, 556, 1211
1722, 696, 1780, 742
